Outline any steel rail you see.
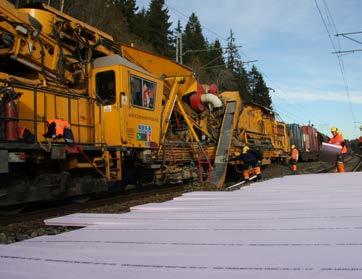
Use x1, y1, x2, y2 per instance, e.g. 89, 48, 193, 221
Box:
0, 184, 184, 226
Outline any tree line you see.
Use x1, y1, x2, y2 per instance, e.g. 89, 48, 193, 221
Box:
11, 0, 272, 109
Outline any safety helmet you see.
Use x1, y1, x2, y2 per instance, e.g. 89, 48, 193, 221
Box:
242, 146, 249, 154
291, 144, 295, 149
331, 127, 338, 133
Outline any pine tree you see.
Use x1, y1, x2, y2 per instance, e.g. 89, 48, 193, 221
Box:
235, 60, 250, 101
206, 39, 225, 70
175, 20, 183, 34
62, 0, 128, 41
133, 7, 149, 42
225, 29, 250, 99
114, 0, 138, 33
249, 65, 272, 109
183, 13, 207, 66
226, 29, 240, 73
147, 0, 172, 56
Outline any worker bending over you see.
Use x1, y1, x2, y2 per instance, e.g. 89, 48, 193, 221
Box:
290, 144, 299, 173
239, 146, 263, 182
329, 127, 347, 172
43, 118, 74, 143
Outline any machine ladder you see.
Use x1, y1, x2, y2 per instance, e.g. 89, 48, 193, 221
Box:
191, 142, 213, 183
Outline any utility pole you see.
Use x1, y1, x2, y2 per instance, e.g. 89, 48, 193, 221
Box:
60, 0, 64, 12
175, 32, 183, 64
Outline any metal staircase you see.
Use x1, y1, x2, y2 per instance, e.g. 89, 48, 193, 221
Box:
191, 142, 213, 182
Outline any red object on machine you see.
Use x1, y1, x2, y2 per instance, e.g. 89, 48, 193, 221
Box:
208, 84, 218, 95
190, 83, 205, 112
4, 98, 18, 141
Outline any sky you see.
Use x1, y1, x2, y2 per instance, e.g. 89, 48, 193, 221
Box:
136, 0, 362, 139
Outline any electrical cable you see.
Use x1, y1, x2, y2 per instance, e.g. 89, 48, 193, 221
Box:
315, 0, 358, 133
164, 2, 228, 41
258, 69, 327, 125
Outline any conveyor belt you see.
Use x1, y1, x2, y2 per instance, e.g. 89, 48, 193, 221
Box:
209, 101, 236, 187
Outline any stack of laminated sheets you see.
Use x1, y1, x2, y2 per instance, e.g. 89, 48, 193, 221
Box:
1, 172, 362, 278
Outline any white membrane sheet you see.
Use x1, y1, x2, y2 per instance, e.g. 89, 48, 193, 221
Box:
1, 172, 362, 278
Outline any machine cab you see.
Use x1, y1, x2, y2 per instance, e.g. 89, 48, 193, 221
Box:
91, 55, 163, 148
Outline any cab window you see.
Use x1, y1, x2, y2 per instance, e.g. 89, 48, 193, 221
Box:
95, 70, 116, 105
131, 75, 156, 110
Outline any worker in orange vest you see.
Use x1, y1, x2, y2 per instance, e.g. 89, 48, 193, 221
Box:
43, 118, 73, 143
329, 127, 347, 172
290, 144, 299, 173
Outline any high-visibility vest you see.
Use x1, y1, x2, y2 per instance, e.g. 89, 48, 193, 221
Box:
329, 133, 347, 154
47, 119, 70, 137
291, 148, 299, 161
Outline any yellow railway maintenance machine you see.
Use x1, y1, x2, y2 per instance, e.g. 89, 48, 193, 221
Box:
0, 1, 201, 208
0, 1, 290, 209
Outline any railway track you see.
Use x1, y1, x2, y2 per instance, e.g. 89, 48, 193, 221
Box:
1, 156, 360, 243
315, 154, 361, 173
0, 184, 185, 226
352, 155, 362, 172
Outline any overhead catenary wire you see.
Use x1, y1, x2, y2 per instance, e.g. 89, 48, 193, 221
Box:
334, 31, 362, 54
273, 104, 305, 124
272, 96, 320, 125
163, 1, 250, 67
322, 0, 342, 50
258, 69, 328, 126
337, 34, 362, 45
164, 2, 228, 42
273, 98, 309, 123
272, 103, 320, 128
314, 0, 358, 132
332, 48, 362, 55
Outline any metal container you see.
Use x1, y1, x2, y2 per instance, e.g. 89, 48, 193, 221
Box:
299, 125, 320, 161
287, 123, 303, 151
4, 98, 18, 141
301, 126, 319, 152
